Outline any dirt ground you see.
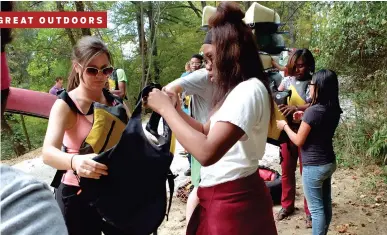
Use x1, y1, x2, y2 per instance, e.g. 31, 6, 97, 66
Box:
3, 148, 387, 235
157, 166, 387, 235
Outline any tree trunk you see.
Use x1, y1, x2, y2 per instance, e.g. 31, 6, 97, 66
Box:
288, 3, 297, 47
1, 118, 27, 156
243, 1, 252, 11
20, 115, 31, 150
146, 2, 160, 84
74, 1, 92, 36
56, 1, 76, 46
201, 1, 207, 9
134, 1, 148, 90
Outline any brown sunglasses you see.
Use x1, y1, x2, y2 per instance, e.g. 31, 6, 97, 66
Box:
78, 63, 114, 76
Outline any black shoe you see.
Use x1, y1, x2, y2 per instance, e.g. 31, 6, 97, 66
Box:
184, 169, 191, 176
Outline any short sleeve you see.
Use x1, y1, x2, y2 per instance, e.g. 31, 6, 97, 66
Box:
213, 79, 269, 138
178, 69, 209, 98
302, 106, 322, 127
117, 69, 127, 83
281, 76, 291, 90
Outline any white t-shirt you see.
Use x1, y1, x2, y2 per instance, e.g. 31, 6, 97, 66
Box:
200, 78, 271, 187
178, 68, 213, 124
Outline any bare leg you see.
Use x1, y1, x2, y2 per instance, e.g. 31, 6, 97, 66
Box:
186, 187, 199, 226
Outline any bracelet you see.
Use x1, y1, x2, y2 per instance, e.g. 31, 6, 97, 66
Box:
283, 124, 288, 130
70, 154, 77, 172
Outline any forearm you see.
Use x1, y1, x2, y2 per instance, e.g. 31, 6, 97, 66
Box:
164, 81, 183, 94
297, 103, 310, 111
272, 60, 286, 71
110, 89, 124, 98
176, 106, 204, 133
42, 146, 74, 170
161, 107, 208, 164
283, 124, 301, 147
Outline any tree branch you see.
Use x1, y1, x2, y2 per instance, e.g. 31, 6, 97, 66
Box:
56, 1, 76, 46
164, 13, 194, 25
187, 1, 202, 18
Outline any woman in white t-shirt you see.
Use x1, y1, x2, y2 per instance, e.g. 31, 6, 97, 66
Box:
146, 2, 277, 235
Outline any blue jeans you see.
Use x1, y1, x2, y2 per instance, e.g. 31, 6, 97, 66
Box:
302, 162, 336, 235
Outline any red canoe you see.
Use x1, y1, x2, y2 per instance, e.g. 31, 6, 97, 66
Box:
5, 87, 57, 119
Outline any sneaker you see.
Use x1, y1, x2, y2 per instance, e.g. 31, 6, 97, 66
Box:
305, 215, 312, 228
184, 169, 191, 176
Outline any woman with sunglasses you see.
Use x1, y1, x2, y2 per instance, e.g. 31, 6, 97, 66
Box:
277, 69, 342, 235
146, 2, 277, 234
42, 36, 129, 235
275, 48, 315, 227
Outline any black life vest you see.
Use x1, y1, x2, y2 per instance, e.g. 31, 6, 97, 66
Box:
79, 84, 176, 235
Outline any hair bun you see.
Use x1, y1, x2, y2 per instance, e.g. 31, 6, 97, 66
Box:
209, 2, 245, 27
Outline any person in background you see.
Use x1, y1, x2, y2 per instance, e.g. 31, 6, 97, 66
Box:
108, 68, 128, 99
49, 77, 64, 96
189, 54, 203, 72
275, 48, 315, 228
148, 2, 277, 234
164, 42, 213, 224
1, 165, 68, 235
277, 69, 342, 235
180, 54, 204, 176
272, 48, 297, 77
181, 61, 192, 77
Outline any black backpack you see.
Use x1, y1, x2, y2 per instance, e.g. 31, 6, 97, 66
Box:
79, 84, 175, 235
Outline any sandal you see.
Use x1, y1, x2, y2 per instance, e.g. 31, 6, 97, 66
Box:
276, 208, 294, 220
305, 215, 312, 228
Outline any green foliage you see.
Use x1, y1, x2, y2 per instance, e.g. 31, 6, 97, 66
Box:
311, 2, 387, 75
367, 124, 387, 161
1, 115, 48, 160
334, 69, 387, 167
3, 1, 386, 167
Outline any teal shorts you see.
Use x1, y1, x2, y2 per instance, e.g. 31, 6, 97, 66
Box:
190, 155, 201, 187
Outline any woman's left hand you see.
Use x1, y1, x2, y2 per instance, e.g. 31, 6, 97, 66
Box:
145, 88, 176, 115
276, 120, 288, 131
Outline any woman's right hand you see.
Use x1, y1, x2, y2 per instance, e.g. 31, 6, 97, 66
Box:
293, 111, 304, 122
72, 154, 108, 179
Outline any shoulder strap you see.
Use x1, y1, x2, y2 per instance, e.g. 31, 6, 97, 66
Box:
58, 90, 93, 115
165, 169, 177, 221
102, 88, 123, 105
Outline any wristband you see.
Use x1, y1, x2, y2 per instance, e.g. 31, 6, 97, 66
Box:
70, 154, 77, 173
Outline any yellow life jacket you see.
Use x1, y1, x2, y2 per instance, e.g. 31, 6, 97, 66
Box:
288, 79, 310, 107
267, 87, 292, 146
50, 89, 129, 188
184, 95, 191, 107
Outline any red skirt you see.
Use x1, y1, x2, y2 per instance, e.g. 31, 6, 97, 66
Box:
187, 172, 278, 235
